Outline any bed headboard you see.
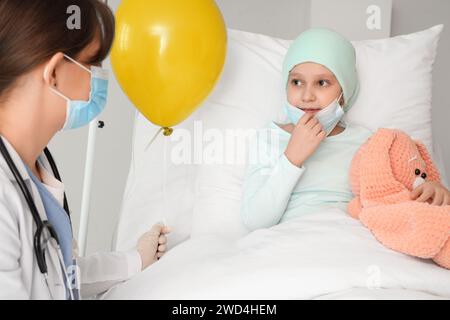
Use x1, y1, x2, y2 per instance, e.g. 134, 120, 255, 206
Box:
308, 0, 392, 40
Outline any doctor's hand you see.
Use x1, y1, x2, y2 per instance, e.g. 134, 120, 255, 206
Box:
137, 223, 171, 270
284, 113, 326, 167
410, 181, 450, 206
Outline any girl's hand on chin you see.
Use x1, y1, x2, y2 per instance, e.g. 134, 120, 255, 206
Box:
284, 113, 326, 167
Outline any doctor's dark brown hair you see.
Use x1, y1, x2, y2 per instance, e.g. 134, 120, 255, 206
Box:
0, 0, 115, 102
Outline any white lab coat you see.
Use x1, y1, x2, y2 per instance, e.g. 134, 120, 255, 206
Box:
0, 136, 141, 300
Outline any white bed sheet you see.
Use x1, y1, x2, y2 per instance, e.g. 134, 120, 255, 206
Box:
104, 208, 450, 300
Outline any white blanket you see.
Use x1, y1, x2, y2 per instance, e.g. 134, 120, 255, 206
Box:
103, 208, 450, 300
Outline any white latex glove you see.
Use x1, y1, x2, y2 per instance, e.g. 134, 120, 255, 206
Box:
136, 223, 171, 270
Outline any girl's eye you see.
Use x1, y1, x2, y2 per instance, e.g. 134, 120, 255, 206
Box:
318, 80, 329, 87
291, 79, 301, 86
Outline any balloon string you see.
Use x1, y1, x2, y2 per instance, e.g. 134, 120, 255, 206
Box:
145, 127, 163, 151
162, 136, 168, 227
144, 126, 172, 227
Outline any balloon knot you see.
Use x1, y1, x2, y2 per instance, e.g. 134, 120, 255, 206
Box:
163, 127, 173, 136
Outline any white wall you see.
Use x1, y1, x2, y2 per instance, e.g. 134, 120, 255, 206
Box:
214, 0, 310, 39
48, 0, 450, 254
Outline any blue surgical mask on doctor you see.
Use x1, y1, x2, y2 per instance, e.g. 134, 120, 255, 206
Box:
45, 54, 109, 130
285, 92, 344, 136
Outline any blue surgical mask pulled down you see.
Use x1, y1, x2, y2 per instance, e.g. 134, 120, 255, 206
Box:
285, 92, 344, 136
45, 54, 109, 130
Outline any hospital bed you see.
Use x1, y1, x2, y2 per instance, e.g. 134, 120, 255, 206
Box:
104, 25, 450, 300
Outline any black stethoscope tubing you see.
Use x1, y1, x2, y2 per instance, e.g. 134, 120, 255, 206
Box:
0, 138, 71, 275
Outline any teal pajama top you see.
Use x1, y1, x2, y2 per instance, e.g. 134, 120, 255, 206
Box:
241, 121, 373, 231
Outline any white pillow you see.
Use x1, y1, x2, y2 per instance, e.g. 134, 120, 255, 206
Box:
190, 25, 444, 239
345, 25, 443, 150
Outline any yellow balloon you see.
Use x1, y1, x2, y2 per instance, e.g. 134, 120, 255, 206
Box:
111, 0, 227, 129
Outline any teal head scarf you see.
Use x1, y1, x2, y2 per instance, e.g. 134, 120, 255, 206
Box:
282, 28, 359, 111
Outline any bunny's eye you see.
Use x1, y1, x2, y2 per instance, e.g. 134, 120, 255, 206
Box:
421, 172, 427, 179
415, 169, 421, 176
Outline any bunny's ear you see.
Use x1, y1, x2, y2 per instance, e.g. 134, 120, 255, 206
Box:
360, 129, 405, 201
415, 140, 440, 182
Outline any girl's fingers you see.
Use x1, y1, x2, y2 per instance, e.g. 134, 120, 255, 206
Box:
157, 252, 165, 259
158, 244, 167, 252
416, 189, 434, 203
431, 191, 444, 206
312, 122, 323, 135
317, 130, 326, 140
298, 112, 314, 125
443, 195, 450, 206
410, 185, 424, 200
304, 117, 319, 129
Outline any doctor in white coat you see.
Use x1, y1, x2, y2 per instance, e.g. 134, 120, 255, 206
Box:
0, 0, 170, 299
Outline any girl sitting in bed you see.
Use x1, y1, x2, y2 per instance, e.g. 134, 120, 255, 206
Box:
241, 28, 450, 231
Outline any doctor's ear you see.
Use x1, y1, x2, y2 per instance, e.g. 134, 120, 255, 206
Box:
42, 53, 65, 87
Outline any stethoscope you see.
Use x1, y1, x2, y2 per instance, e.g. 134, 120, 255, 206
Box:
0, 137, 75, 299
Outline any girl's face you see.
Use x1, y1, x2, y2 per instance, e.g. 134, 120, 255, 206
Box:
286, 62, 343, 114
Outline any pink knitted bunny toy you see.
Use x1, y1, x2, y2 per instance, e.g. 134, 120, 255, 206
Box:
348, 128, 450, 269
